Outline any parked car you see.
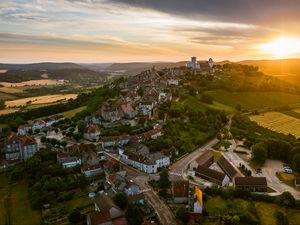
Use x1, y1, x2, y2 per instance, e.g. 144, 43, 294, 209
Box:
256, 168, 262, 174
284, 168, 293, 174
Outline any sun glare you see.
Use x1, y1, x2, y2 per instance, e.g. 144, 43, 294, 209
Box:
259, 37, 300, 57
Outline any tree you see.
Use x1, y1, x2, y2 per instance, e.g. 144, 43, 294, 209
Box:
291, 153, 300, 173
68, 208, 82, 224
113, 192, 128, 209
201, 94, 213, 104
125, 204, 144, 225
274, 210, 289, 225
77, 120, 86, 134
235, 104, 242, 111
159, 168, 170, 189
252, 142, 267, 164
0, 99, 5, 110
277, 192, 295, 208
175, 206, 188, 224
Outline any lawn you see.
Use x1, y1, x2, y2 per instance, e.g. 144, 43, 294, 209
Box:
255, 201, 300, 225
58, 106, 87, 118
0, 173, 41, 225
206, 90, 300, 110
276, 172, 300, 191
255, 202, 278, 225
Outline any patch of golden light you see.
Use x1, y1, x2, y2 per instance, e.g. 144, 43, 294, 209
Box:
259, 36, 300, 56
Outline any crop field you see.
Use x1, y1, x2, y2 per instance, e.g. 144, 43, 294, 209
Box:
0, 79, 65, 87
5, 94, 77, 107
0, 87, 23, 93
249, 112, 300, 138
206, 90, 300, 110
0, 108, 19, 115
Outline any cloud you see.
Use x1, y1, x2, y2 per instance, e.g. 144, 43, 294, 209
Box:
108, 0, 300, 28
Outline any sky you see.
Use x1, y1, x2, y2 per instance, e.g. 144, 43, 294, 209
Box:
1, 0, 300, 63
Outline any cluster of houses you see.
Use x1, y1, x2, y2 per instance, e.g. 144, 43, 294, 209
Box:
17, 115, 64, 135
119, 138, 170, 173
87, 160, 155, 225
188, 149, 268, 192
85, 67, 184, 129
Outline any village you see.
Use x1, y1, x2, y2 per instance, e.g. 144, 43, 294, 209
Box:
0, 57, 299, 225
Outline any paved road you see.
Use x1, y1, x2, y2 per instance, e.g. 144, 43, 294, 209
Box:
169, 137, 219, 175
105, 152, 178, 225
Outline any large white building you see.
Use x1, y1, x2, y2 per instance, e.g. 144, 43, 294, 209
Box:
186, 56, 200, 70
120, 142, 170, 173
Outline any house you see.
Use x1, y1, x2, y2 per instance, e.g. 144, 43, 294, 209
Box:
84, 125, 101, 141
44, 115, 64, 127
138, 100, 155, 116
100, 102, 124, 122
5, 133, 38, 161
120, 142, 170, 173
94, 194, 123, 219
32, 120, 46, 131
141, 128, 162, 141
171, 180, 189, 203
217, 155, 239, 180
167, 79, 179, 86
88, 194, 128, 225
102, 135, 130, 148
86, 112, 102, 125
63, 143, 102, 166
106, 171, 127, 193
295, 177, 300, 187
189, 150, 214, 170
128, 193, 145, 205
17, 124, 32, 135
87, 211, 112, 225
234, 177, 267, 192
57, 153, 81, 168
81, 165, 103, 177
18, 135, 38, 161
194, 165, 230, 187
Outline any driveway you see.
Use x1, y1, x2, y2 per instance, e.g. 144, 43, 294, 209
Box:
261, 160, 300, 199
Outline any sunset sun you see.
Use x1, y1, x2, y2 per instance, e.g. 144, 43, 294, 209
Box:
259, 37, 300, 57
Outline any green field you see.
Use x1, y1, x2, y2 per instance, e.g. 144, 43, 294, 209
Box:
58, 106, 87, 118
0, 173, 41, 225
206, 90, 300, 110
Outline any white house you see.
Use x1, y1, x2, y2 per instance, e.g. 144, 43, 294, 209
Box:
102, 135, 130, 148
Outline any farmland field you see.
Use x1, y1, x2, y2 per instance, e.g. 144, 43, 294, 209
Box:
5, 94, 78, 107
0, 108, 19, 115
0, 79, 65, 87
0, 87, 23, 93
249, 112, 300, 138
206, 90, 300, 110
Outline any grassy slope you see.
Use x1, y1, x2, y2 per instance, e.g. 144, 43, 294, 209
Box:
0, 173, 40, 225
206, 90, 300, 110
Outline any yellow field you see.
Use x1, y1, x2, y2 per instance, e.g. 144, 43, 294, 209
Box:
250, 112, 300, 138
0, 108, 19, 115
293, 108, 300, 113
0, 87, 23, 93
5, 94, 77, 107
0, 79, 65, 87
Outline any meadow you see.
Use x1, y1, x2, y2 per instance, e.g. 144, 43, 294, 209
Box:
5, 94, 78, 107
206, 90, 300, 110
249, 111, 300, 138
0, 173, 41, 225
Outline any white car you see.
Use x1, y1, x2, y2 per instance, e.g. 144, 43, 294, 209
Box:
284, 168, 293, 174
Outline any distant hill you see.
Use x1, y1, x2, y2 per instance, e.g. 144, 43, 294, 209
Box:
238, 58, 300, 76
106, 61, 187, 74
0, 62, 84, 71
